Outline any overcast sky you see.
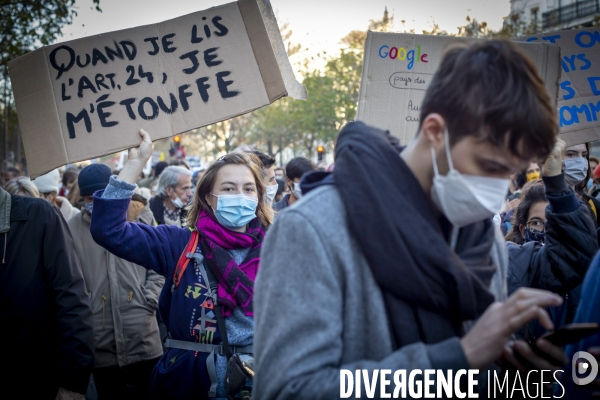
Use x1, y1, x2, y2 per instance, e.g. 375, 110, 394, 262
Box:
59, 0, 512, 67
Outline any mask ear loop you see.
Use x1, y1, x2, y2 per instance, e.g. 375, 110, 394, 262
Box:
443, 127, 454, 171
430, 127, 452, 177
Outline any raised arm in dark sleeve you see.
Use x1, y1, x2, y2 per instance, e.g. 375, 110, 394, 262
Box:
90, 191, 191, 277
531, 174, 598, 294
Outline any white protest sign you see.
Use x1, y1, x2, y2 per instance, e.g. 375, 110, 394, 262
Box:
356, 32, 560, 145
519, 28, 600, 146
8, 0, 306, 178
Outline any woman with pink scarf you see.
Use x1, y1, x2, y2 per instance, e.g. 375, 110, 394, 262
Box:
91, 130, 273, 400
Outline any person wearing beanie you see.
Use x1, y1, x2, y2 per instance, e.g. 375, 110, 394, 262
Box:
33, 169, 80, 221
68, 163, 164, 400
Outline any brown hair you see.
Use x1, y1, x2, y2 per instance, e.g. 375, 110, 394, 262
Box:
419, 39, 557, 161
186, 152, 274, 228
505, 180, 546, 245
575, 142, 592, 194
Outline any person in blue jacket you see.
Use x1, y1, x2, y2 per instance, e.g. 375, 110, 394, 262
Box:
90, 129, 273, 400
560, 251, 600, 399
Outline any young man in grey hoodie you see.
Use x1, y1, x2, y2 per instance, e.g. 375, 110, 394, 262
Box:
254, 39, 568, 399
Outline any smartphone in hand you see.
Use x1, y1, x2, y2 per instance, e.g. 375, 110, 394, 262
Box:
539, 323, 600, 347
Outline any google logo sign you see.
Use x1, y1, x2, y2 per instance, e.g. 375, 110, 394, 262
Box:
378, 45, 428, 70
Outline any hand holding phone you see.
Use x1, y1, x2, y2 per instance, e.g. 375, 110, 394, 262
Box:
539, 323, 600, 347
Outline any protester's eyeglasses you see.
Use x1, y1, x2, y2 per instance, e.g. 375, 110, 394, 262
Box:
526, 220, 546, 232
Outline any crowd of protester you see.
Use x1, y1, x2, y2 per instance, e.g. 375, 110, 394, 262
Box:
1, 38, 600, 400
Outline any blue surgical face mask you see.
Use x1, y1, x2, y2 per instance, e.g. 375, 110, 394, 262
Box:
83, 201, 93, 215
211, 193, 258, 229
524, 227, 546, 244
563, 157, 588, 186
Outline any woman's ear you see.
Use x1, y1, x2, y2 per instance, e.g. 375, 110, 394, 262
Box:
519, 224, 525, 239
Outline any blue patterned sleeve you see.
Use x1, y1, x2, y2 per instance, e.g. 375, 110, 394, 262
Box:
101, 175, 136, 199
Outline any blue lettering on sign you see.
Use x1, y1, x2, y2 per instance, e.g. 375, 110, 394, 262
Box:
560, 100, 600, 126
560, 81, 576, 100
589, 77, 600, 96
575, 30, 600, 48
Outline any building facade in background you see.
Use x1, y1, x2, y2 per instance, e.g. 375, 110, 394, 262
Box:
510, 0, 599, 32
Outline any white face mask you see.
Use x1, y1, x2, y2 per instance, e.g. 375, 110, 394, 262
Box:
265, 183, 278, 205
170, 193, 185, 209
563, 157, 588, 186
292, 182, 303, 199
430, 129, 510, 228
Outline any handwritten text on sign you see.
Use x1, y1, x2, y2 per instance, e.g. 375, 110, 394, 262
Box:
9, 0, 305, 178
51, 16, 240, 139
521, 28, 600, 144
357, 32, 560, 145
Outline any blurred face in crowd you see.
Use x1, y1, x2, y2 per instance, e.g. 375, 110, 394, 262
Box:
83, 195, 94, 204
274, 168, 284, 179
519, 200, 549, 239
2, 171, 17, 186
263, 166, 276, 187
206, 164, 258, 210
526, 163, 540, 175
167, 173, 193, 206
590, 159, 598, 173
40, 192, 58, 207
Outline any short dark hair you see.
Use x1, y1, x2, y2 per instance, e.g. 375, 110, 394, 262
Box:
505, 180, 546, 244
419, 39, 557, 161
286, 157, 317, 181
62, 169, 78, 186
252, 150, 276, 169
154, 161, 169, 177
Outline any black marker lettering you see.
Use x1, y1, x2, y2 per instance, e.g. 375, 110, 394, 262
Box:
78, 75, 98, 98
203, 47, 222, 67
178, 84, 193, 111
180, 50, 200, 74
95, 74, 110, 90
66, 109, 92, 139
138, 97, 159, 120
157, 93, 178, 114
138, 65, 153, 83
215, 71, 239, 99
144, 37, 160, 55
195, 77, 210, 102
91, 48, 108, 66
76, 53, 91, 68
191, 25, 204, 44
162, 33, 177, 53
49, 45, 75, 79
203, 24, 212, 38
212, 16, 228, 36
104, 40, 124, 61
119, 40, 137, 60
125, 65, 140, 86
97, 100, 118, 127
61, 83, 71, 101
105, 73, 116, 89
119, 98, 137, 120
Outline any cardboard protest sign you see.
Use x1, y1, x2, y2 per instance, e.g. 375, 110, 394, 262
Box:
356, 32, 561, 145
8, 0, 307, 178
518, 28, 600, 146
